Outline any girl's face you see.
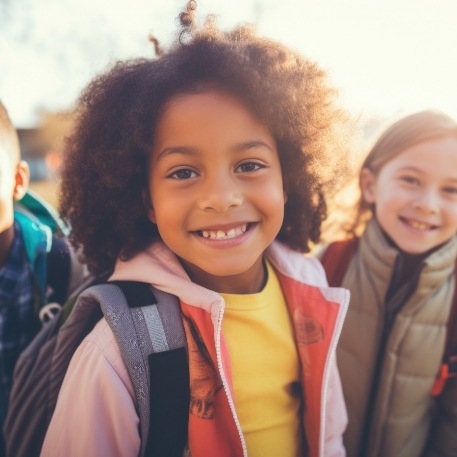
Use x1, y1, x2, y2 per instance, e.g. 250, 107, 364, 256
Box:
361, 136, 457, 254
147, 90, 286, 294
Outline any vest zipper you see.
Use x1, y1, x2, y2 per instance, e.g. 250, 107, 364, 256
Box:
214, 300, 248, 456
358, 310, 396, 457
319, 288, 350, 457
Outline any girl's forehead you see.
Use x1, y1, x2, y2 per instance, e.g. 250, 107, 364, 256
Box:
395, 136, 457, 158
156, 90, 272, 139
382, 136, 457, 177
373, 135, 457, 168
162, 89, 248, 115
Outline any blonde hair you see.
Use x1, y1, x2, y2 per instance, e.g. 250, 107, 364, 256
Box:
352, 110, 457, 234
321, 110, 457, 242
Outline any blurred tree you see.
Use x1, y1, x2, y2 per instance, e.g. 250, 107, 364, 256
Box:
36, 110, 75, 158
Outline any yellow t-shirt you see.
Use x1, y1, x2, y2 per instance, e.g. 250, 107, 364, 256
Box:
221, 261, 303, 457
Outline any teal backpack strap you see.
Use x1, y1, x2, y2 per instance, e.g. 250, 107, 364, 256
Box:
91, 281, 189, 457
13, 209, 52, 302
18, 189, 69, 237
14, 190, 77, 308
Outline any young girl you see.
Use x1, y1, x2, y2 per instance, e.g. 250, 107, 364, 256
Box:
321, 110, 457, 457
41, 3, 351, 456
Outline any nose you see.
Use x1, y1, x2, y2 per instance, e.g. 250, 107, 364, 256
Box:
412, 188, 439, 214
197, 173, 243, 212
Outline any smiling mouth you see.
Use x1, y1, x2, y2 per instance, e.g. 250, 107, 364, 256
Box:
400, 216, 438, 231
198, 223, 249, 240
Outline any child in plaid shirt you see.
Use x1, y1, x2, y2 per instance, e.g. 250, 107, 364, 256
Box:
0, 100, 84, 456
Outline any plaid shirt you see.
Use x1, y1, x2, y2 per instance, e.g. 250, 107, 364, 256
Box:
0, 222, 40, 429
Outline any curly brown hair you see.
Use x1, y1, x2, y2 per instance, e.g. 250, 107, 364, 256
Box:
59, 2, 350, 275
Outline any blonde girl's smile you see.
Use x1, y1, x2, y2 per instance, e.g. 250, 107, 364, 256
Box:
361, 136, 457, 254
398, 216, 438, 232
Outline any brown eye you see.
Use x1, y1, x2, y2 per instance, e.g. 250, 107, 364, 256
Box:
236, 162, 265, 173
169, 169, 197, 180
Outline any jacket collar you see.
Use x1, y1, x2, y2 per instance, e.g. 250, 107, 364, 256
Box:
110, 240, 330, 311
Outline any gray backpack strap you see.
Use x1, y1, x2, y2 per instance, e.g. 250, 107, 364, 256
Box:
5, 279, 188, 457
93, 281, 188, 457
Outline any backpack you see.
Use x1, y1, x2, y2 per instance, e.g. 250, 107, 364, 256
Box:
4, 280, 190, 457
320, 238, 457, 398
14, 189, 86, 312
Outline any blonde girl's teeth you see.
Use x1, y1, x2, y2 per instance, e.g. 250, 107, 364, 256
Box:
409, 220, 428, 230
227, 229, 236, 237
202, 230, 209, 238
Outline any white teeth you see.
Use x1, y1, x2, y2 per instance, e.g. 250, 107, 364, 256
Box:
408, 220, 431, 231
200, 224, 248, 240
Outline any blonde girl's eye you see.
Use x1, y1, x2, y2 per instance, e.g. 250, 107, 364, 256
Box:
235, 161, 266, 173
443, 186, 457, 197
400, 175, 419, 185
167, 168, 198, 180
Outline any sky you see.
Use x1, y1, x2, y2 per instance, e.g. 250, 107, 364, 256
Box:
1, 0, 457, 127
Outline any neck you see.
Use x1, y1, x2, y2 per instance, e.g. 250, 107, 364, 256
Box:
180, 257, 267, 294
0, 224, 15, 269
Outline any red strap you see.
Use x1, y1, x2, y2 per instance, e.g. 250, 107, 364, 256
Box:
320, 238, 359, 287
431, 263, 457, 397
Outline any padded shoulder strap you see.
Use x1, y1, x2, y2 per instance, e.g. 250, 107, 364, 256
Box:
101, 281, 189, 457
45, 237, 71, 305
320, 237, 359, 287
18, 189, 69, 236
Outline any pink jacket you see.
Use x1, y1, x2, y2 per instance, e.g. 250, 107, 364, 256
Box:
41, 241, 349, 457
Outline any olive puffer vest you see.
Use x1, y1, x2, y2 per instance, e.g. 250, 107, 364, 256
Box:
335, 219, 457, 457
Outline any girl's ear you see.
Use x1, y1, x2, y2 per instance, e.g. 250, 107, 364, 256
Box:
148, 207, 157, 224
142, 190, 157, 224
360, 168, 377, 204
282, 180, 288, 204
13, 161, 30, 201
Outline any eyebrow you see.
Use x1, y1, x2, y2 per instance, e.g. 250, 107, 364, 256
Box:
155, 139, 275, 162
397, 166, 457, 183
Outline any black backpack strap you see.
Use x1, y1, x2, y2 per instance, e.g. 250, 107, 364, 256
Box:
45, 237, 71, 305
105, 281, 189, 457
6, 281, 189, 457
